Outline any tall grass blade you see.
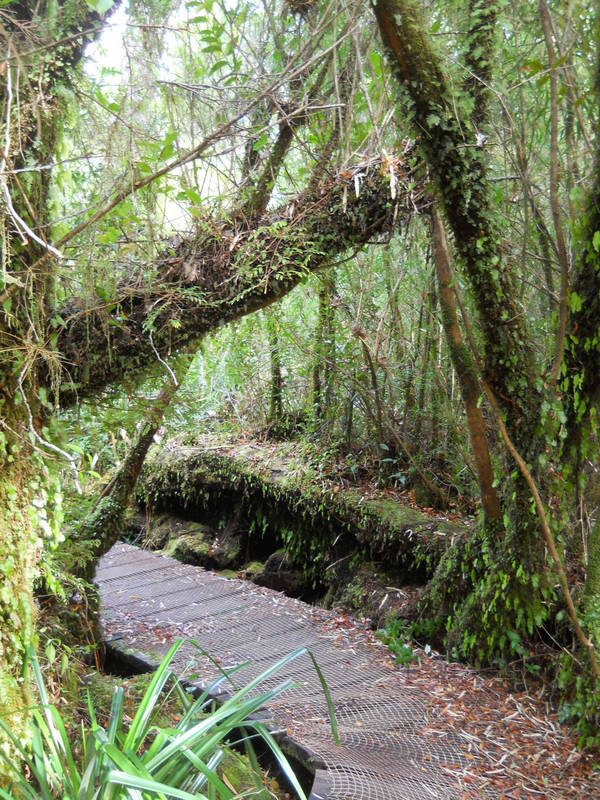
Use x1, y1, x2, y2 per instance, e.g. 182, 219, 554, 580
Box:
107, 686, 124, 744
247, 721, 308, 800
185, 749, 225, 795
306, 650, 339, 744
123, 638, 183, 752
220, 647, 307, 709
240, 728, 270, 800
107, 769, 210, 799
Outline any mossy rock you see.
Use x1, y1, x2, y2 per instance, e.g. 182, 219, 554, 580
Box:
146, 514, 214, 551
207, 529, 243, 569
331, 563, 422, 627
254, 549, 308, 597
241, 560, 266, 578
164, 532, 213, 567
217, 569, 238, 579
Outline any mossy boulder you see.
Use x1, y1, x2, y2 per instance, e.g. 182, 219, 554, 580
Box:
143, 513, 243, 570
241, 560, 266, 579
165, 532, 213, 567
329, 563, 422, 626
146, 515, 213, 551
253, 549, 309, 597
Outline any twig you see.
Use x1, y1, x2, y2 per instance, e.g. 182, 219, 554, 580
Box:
17, 363, 81, 493
0, 46, 63, 259
149, 329, 178, 387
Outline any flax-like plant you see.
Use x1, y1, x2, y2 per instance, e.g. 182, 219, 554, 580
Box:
0, 639, 337, 799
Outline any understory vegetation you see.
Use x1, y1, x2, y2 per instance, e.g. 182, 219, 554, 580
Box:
1, 0, 600, 792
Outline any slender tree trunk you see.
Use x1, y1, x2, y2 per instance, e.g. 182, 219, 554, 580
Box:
414, 278, 435, 443
312, 285, 326, 422
267, 316, 284, 429
312, 272, 335, 429
427, 296, 441, 451
343, 378, 355, 446
323, 275, 336, 416
431, 207, 501, 523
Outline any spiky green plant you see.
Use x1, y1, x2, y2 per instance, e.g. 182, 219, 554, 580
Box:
0, 639, 337, 799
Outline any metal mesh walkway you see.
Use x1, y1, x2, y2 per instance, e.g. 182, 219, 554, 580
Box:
96, 543, 473, 799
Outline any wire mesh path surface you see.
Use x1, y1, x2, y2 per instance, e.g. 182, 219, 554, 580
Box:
96, 543, 473, 800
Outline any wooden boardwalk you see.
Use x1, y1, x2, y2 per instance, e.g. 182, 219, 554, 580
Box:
96, 543, 472, 799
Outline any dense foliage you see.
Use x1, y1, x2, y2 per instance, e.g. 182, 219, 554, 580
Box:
0, 0, 599, 779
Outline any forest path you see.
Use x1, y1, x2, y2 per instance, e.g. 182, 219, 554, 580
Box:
96, 544, 595, 800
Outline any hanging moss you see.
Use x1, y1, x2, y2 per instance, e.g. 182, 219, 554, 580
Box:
136, 437, 468, 592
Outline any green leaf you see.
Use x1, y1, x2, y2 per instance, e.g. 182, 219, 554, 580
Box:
569, 291, 582, 313
123, 638, 183, 751
108, 770, 205, 799
369, 52, 382, 76
306, 650, 339, 744
160, 131, 178, 161
85, 0, 115, 13
1, 272, 24, 287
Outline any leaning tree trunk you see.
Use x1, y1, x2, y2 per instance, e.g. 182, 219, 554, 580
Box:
373, 0, 551, 661
50, 156, 423, 406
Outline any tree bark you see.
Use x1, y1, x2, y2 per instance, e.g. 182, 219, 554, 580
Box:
0, 3, 103, 768
51, 158, 422, 406
431, 207, 501, 523
372, 0, 541, 452
373, 0, 551, 660
267, 314, 284, 428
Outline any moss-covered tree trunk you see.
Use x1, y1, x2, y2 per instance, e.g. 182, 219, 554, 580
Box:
372, 0, 550, 660
561, 15, 600, 647
0, 457, 38, 747
0, 3, 100, 772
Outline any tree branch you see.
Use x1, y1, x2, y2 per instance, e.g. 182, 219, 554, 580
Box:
52, 156, 424, 405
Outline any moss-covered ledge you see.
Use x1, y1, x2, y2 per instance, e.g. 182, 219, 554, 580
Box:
136, 436, 470, 591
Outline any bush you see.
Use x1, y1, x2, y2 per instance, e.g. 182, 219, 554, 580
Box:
0, 639, 337, 799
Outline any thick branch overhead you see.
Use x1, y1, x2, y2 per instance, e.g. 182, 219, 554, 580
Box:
54, 157, 425, 404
